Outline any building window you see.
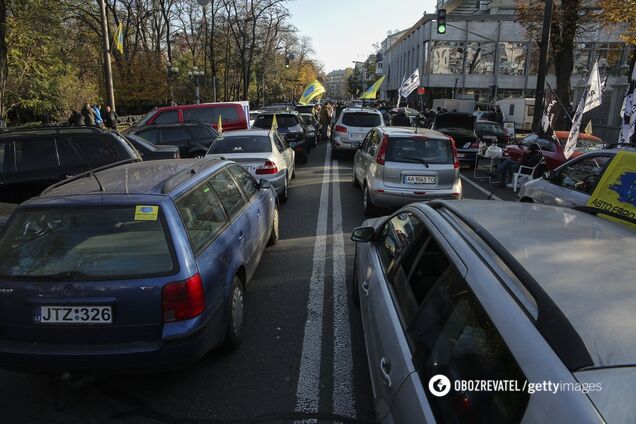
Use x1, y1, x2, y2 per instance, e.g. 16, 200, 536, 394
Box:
499, 42, 527, 76
597, 43, 625, 76
431, 41, 465, 75
573, 43, 593, 76
466, 41, 496, 74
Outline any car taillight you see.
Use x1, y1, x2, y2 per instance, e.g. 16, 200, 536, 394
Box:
449, 136, 460, 169
375, 134, 389, 165
162, 273, 205, 322
470, 141, 479, 149
335, 125, 348, 133
256, 160, 278, 175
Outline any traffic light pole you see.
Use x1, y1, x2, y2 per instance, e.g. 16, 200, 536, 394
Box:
532, 0, 554, 132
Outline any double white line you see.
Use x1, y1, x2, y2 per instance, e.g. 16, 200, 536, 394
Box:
295, 146, 356, 421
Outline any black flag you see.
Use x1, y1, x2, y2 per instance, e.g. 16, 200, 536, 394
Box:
537, 85, 560, 145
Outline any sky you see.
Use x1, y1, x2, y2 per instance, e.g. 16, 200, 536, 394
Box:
287, 0, 438, 73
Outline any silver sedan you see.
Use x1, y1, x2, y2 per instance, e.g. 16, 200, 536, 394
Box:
206, 129, 295, 202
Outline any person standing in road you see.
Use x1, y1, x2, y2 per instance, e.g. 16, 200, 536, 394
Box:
104, 105, 118, 130
320, 102, 332, 140
81, 103, 96, 126
392, 109, 411, 127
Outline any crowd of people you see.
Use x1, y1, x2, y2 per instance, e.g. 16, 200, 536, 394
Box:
67, 103, 118, 130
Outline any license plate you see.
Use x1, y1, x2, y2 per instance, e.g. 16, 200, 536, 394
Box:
349, 133, 363, 140
457, 153, 466, 158
34, 305, 113, 324
403, 175, 437, 184
483, 136, 497, 141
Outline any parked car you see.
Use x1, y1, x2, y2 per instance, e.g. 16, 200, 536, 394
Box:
517, 145, 635, 206
332, 107, 384, 158
300, 113, 319, 147
252, 111, 310, 163
390, 107, 420, 126
352, 127, 461, 216
352, 200, 636, 423
0, 158, 279, 374
249, 110, 261, 128
136, 102, 248, 133
0, 126, 141, 204
124, 134, 180, 160
506, 131, 604, 170
295, 104, 316, 114
475, 120, 510, 145
206, 129, 295, 202
126, 123, 219, 158
432, 112, 478, 167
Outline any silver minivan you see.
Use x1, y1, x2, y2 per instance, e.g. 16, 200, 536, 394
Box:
332, 107, 384, 157
353, 127, 462, 215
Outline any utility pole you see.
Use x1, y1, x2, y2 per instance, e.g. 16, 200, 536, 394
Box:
98, 0, 116, 111
532, 0, 554, 131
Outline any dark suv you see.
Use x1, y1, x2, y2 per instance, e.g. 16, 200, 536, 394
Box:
126, 123, 219, 158
432, 112, 478, 167
252, 111, 310, 163
0, 126, 140, 203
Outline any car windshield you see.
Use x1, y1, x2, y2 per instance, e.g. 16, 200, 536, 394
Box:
387, 137, 453, 164
342, 113, 381, 127
0, 207, 175, 280
208, 135, 272, 154
253, 114, 299, 128
557, 136, 605, 152
476, 123, 505, 136
300, 115, 315, 125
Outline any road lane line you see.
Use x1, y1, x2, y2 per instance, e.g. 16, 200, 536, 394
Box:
295, 146, 331, 420
460, 174, 502, 201
331, 159, 356, 419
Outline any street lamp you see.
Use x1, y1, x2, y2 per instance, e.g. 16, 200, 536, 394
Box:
166, 62, 179, 106
188, 66, 205, 104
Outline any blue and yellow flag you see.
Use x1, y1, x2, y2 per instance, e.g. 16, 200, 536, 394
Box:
271, 114, 278, 132
298, 80, 326, 105
114, 22, 124, 54
217, 114, 223, 134
360, 76, 385, 100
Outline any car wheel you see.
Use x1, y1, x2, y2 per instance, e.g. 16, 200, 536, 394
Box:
267, 206, 279, 246
223, 277, 245, 350
363, 184, 377, 217
352, 167, 359, 187
279, 177, 288, 203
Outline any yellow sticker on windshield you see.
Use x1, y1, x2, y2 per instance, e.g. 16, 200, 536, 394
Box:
135, 205, 159, 221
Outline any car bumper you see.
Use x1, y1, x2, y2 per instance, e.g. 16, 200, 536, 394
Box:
260, 170, 287, 195
368, 181, 463, 208
332, 137, 360, 151
457, 148, 478, 163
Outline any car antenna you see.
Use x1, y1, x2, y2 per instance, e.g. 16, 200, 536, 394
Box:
77, 152, 106, 192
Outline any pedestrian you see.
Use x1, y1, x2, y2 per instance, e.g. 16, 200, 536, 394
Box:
320, 102, 331, 140
81, 103, 96, 126
492, 142, 542, 186
92, 104, 103, 127
68, 110, 83, 126
494, 106, 504, 124
104, 105, 118, 130
392, 108, 411, 127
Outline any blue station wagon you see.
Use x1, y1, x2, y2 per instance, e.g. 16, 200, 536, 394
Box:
0, 158, 279, 373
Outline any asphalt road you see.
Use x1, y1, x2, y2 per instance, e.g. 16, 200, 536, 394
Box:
0, 141, 516, 424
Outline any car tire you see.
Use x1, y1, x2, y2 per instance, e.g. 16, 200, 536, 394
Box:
363, 184, 377, 217
267, 206, 279, 246
223, 277, 245, 350
279, 177, 288, 203
352, 167, 359, 187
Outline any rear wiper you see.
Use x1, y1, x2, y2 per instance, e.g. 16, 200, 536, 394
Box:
32, 270, 93, 281
402, 157, 430, 168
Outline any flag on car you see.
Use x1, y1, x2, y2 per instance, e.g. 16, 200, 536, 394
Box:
217, 115, 223, 134
584, 120, 593, 135
564, 60, 602, 159
114, 22, 124, 54
271, 114, 278, 132
360, 76, 385, 100
398, 68, 420, 99
618, 65, 636, 144
298, 80, 326, 105
537, 85, 560, 145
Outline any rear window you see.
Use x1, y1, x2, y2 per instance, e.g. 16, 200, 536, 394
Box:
183, 106, 240, 124
0, 206, 175, 280
387, 137, 453, 165
435, 114, 475, 131
342, 112, 381, 127
153, 111, 179, 124
253, 114, 299, 129
476, 123, 505, 136
209, 135, 271, 154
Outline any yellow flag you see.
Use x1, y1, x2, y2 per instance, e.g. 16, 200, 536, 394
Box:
114, 22, 124, 54
584, 120, 592, 135
271, 114, 278, 131
217, 115, 223, 134
298, 80, 326, 105
360, 76, 386, 100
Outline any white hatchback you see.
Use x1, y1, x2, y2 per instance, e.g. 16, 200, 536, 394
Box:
332, 107, 384, 157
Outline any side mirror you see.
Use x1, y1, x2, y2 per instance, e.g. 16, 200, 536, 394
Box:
543, 171, 552, 180
259, 179, 271, 190
351, 226, 375, 242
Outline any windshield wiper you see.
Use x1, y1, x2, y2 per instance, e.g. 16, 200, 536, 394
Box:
30, 270, 94, 281
402, 156, 430, 167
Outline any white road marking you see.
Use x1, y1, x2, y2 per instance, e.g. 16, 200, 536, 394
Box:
331, 159, 355, 418
295, 146, 331, 420
460, 174, 502, 201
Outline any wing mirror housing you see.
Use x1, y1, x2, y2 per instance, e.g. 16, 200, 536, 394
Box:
351, 226, 375, 242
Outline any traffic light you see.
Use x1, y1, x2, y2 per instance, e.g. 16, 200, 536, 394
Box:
285, 56, 290, 69
437, 9, 447, 34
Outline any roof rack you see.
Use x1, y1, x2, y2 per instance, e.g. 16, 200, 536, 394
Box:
160, 157, 222, 194
40, 158, 140, 196
429, 200, 594, 371
0, 125, 105, 134
603, 142, 636, 149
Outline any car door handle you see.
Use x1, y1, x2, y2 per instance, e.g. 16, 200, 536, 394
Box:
238, 231, 244, 241
257, 209, 261, 217
380, 357, 392, 388
361, 281, 369, 296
